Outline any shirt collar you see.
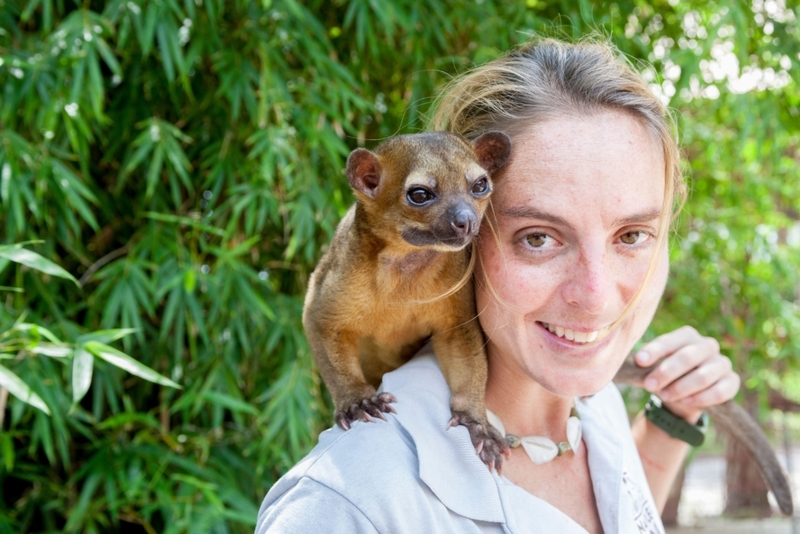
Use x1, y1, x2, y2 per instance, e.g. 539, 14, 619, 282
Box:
382, 347, 632, 532
577, 392, 624, 534
382, 347, 506, 524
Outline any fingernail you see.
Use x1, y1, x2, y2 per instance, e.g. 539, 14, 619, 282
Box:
644, 377, 658, 391
660, 391, 672, 401
637, 351, 652, 365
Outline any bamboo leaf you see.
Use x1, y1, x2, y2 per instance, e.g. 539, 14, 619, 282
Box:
200, 390, 260, 416
72, 347, 94, 404
0, 286, 23, 292
145, 145, 165, 199
140, 211, 226, 237
14, 323, 62, 343
77, 328, 138, 345
29, 344, 72, 357
0, 245, 79, 286
63, 472, 101, 531
156, 23, 176, 81
97, 411, 160, 430
0, 364, 50, 415
0, 433, 13, 471
95, 36, 122, 77
84, 341, 181, 389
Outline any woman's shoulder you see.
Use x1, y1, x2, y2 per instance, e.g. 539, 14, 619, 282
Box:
258, 351, 437, 524
262, 350, 443, 503
257, 416, 420, 533
256, 350, 505, 533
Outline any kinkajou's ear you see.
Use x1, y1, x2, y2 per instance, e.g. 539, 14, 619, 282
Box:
472, 131, 512, 174
346, 148, 382, 199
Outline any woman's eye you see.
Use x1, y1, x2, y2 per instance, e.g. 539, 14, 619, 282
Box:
619, 231, 648, 245
471, 178, 489, 195
525, 233, 553, 248
407, 188, 435, 205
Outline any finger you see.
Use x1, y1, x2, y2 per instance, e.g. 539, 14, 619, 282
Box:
636, 325, 705, 367
643, 337, 720, 392
658, 356, 733, 402
678, 373, 741, 408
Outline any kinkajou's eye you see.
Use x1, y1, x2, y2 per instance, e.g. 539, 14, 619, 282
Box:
407, 188, 436, 205
471, 177, 490, 195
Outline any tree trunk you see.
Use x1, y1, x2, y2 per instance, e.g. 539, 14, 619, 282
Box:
661, 461, 687, 526
723, 395, 772, 518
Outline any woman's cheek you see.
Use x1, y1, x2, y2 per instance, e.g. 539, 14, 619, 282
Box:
624, 246, 670, 340
475, 240, 526, 336
643, 247, 670, 311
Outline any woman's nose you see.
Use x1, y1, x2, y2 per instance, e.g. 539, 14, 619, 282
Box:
561, 245, 613, 315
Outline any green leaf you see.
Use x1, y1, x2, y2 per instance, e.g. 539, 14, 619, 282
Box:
145, 145, 165, 199
0, 245, 79, 286
183, 268, 196, 293
200, 390, 260, 416
76, 328, 138, 345
95, 37, 123, 77
72, 347, 94, 404
14, 323, 62, 343
0, 433, 13, 471
63, 472, 101, 531
0, 286, 23, 292
0, 365, 50, 415
29, 344, 72, 357
84, 341, 181, 389
97, 411, 161, 430
140, 211, 226, 237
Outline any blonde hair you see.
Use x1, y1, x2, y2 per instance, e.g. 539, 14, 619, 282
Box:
430, 37, 687, 327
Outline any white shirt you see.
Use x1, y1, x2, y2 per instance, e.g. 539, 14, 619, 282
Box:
256, 346, 664, 533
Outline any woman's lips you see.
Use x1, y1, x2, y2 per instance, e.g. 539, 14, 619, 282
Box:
538, 321, 610, 344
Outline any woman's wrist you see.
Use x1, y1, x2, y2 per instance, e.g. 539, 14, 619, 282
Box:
661, 398, 704, 425
646, 396, 708, 447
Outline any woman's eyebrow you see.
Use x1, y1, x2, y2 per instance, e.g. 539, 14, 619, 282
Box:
499, 206, 663, 228
499, 206, 574, 229
612, 208, 662, 226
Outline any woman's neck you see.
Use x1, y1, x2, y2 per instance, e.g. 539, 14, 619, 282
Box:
484, 346, 575, 440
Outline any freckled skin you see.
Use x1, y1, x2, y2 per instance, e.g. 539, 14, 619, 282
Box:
479, 112, 668, 401
477, 111, 668, 534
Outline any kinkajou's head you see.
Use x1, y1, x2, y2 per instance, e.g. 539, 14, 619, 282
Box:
345, 131, 511, 252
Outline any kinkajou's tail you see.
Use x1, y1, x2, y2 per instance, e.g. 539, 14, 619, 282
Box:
615, 353, 794, 516
706, 400, 794, 516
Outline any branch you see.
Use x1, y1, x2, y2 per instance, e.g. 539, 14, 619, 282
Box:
79, 246, 130, 287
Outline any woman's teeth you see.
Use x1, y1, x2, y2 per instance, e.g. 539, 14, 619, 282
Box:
541, 322, 607, 344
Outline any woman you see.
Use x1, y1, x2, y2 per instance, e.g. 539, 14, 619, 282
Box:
256, 38, 740, 533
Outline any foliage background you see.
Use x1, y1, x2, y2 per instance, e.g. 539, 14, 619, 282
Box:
0, 0, 798, 531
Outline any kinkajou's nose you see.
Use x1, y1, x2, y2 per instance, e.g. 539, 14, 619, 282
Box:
451, 208, 477, 237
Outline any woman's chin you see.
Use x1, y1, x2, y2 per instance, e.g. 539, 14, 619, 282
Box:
533, 365, 619, 398
524, 320, 635, 396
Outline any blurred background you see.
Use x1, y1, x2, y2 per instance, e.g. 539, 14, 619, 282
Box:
0, 0, 798, 532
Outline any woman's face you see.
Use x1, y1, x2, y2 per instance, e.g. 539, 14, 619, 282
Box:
476, 111, 669, 397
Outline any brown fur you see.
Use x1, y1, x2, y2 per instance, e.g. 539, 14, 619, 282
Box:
303, 131, 512, 469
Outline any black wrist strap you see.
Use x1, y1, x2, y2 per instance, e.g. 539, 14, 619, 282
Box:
644, 395, 708, 447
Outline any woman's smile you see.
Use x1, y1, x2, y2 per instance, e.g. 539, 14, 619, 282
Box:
537, 321, 610, 344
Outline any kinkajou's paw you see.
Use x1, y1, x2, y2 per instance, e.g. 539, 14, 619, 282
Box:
335, 392, 398, 430
448, 410, 510, 474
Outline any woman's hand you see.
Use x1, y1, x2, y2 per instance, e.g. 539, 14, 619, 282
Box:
635, 326, 741, 424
